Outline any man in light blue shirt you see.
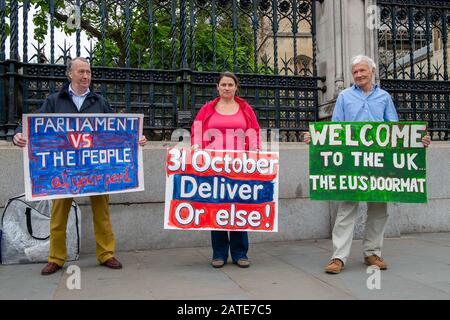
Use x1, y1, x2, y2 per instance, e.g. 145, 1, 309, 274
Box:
305, 55, 430, 274
331, 82, 398, 122
325, 55, 397, 274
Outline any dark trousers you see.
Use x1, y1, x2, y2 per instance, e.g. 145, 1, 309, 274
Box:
211, 231, 248, 262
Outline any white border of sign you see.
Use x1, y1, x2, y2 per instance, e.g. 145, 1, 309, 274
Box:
23, 113, 145, 201
164, 148, 279, 232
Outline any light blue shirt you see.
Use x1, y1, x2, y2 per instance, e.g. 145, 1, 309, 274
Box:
69, 84, 90, 111
332, 84, 398, 122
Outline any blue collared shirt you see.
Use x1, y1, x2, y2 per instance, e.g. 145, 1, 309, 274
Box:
69, 84, 90, 111
332, 84, 398, 122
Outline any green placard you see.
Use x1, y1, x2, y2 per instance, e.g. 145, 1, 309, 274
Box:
309, 122, 427, 203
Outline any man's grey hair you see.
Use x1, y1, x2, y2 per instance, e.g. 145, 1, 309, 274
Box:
351, 55, 376, 70
66, 57, 90, 79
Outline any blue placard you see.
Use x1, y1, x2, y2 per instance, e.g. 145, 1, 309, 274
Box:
23, 114, 144, 200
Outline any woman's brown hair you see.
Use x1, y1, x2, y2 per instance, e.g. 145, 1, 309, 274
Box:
216, 71, 239, 88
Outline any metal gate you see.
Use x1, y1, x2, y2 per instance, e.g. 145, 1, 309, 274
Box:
378, 0, 450, 140
0, 0, 322, 141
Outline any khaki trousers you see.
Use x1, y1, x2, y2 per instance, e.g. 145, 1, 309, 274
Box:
331, 201, 388, 264
48, 195, 115, 266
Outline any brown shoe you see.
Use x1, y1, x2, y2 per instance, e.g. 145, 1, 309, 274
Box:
211, 259, 225, 268
236, 258, 250, 268
101, 257, 123, 269
364, 255, 387, 270
325, 258, 344, 274
41, 262, 62, 276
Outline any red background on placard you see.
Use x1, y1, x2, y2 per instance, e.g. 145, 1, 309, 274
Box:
166, 149, 278, 181
167, 200, 276, 231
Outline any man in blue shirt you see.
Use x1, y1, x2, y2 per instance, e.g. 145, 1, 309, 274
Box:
305, 55, 430, 274
331, 68, 398, 122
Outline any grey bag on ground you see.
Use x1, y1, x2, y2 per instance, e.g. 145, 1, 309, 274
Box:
0, 194, 81, 264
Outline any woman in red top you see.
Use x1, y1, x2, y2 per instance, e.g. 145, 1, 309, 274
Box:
191, 72, 261, 268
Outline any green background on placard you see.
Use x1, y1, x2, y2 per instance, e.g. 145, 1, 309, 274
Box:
309, 122, 427, 203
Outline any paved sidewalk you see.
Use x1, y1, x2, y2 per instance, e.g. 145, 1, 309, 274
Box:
1, 232, 450, 300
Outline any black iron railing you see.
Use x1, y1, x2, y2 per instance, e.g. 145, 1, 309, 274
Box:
0, 0, 322, 141
378, 0, 450, 140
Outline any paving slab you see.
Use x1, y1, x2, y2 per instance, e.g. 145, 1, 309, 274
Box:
2, 233, 450, 300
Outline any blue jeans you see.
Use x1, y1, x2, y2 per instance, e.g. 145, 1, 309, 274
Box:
211, 231, 248, 263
